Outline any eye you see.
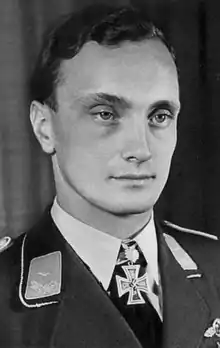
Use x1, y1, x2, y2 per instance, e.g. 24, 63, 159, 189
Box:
97, 111, 114, 121
148, 110, 174, 128
90, 105, 119, 124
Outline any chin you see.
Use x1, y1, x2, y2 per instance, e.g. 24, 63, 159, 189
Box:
99, 200, 155, 216
79, 186, 157, 216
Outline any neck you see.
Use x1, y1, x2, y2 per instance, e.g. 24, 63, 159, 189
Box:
56, 191, 152, 240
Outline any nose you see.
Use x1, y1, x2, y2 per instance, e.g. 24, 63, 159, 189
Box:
121, 118, 152, 164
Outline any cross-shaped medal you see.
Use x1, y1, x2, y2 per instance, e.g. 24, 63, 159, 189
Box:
116, 264, 148, 305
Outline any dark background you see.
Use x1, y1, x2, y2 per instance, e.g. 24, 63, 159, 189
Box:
1, 0, 220, 238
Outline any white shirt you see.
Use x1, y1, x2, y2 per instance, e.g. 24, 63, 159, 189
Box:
51, 198, 160, 290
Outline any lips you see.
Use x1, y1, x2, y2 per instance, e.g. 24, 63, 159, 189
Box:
111, 173, 155, 180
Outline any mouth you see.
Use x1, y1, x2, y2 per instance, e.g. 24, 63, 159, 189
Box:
110, 173, 156, 182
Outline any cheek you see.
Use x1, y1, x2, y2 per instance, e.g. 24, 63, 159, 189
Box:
153, 135, 177, 168
60, 133, 115, 174
54, 116, 93, 158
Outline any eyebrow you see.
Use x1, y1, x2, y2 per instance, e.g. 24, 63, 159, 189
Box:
76, 93, 132, 109
76, 93, 180, 113
149, 100, 181, 114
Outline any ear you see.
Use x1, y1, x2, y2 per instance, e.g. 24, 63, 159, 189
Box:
30, 101, 55, 154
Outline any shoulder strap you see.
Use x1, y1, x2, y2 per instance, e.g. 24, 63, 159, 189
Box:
164, 220, 218, 240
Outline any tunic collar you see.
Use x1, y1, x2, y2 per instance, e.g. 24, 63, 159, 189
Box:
51, 198, 159, 289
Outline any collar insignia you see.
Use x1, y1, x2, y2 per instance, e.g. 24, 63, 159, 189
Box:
164, 233, 199, 272
25, 251, 62, 300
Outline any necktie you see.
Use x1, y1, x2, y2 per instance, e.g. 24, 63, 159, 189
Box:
108, 240, 162, 348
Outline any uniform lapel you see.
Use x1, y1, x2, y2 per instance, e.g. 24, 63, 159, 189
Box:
157, 228, 210, 348
50, 241, 142, 348
20, 211, 142, 348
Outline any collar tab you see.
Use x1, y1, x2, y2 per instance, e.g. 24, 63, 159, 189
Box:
19, 234, 62, 308
25, 251, 62, 300
163, 233, 199, 272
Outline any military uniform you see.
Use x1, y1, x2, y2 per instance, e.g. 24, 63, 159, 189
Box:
0, 209, 220, 348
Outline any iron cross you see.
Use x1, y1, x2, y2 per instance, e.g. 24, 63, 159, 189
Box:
116, 264, 148, 305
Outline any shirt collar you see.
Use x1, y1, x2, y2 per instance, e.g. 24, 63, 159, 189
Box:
135, 214, 159, 284
51, 198, 158, 289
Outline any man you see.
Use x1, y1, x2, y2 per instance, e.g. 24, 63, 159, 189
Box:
0, 4, 220, 348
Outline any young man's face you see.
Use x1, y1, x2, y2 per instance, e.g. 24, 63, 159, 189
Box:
51, 39, 180, 215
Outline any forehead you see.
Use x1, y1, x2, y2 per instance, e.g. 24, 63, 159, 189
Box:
57, 39, 179, 107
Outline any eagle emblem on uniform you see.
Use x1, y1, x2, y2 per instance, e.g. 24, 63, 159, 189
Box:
204, 318, 220, 338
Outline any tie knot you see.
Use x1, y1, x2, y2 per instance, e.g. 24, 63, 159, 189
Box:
121, 239, 136, 249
